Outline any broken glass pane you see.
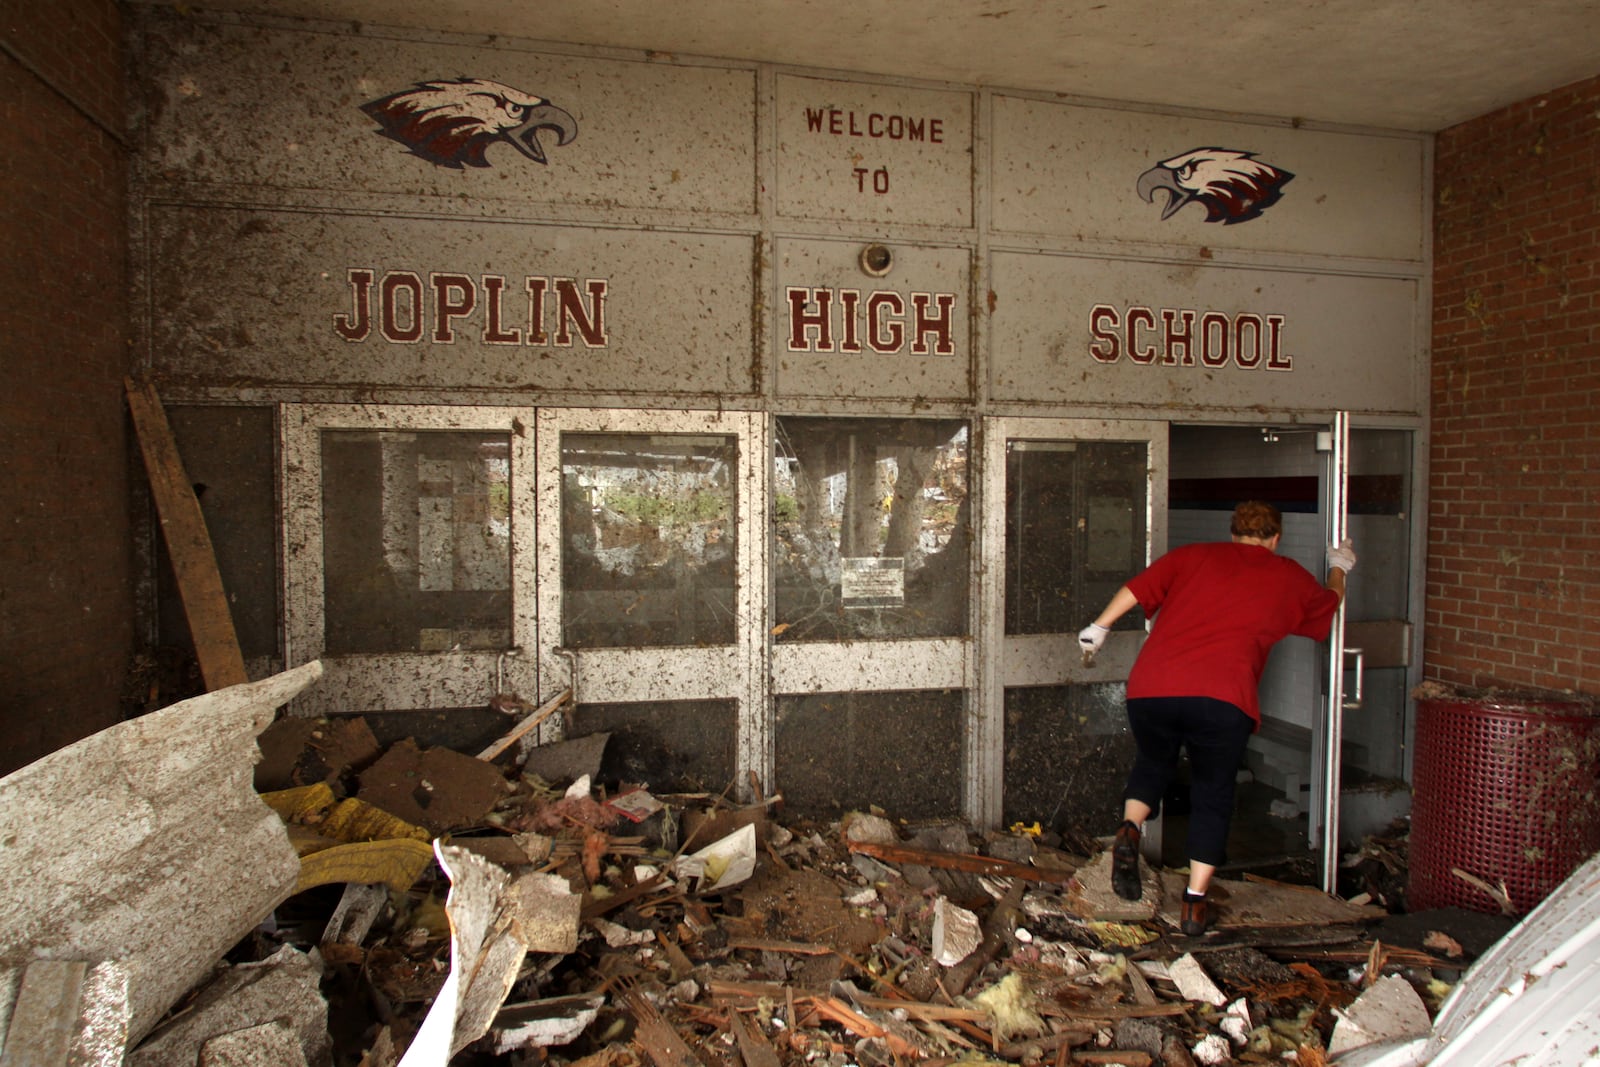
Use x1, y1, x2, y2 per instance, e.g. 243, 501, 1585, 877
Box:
561, 433, 737, 648
322, 430, 512, 654
773, 417, 969, 641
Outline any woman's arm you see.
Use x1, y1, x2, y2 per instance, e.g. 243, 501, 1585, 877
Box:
1091, 585, 1141, 629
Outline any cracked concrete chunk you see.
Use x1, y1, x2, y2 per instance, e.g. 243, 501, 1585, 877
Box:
0, 663, 319, 1047
1329, 974, 1432, 1056
126, 945, 329, 1067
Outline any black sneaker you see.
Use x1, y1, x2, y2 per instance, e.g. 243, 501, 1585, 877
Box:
1111, 821, 1142, 900
1180, 891, 1209, 936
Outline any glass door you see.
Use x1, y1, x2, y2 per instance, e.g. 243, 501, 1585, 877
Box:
283, 404, 537, 714
1314, 419, 1420, 887
535, 408, 766, 797
978, 418, 1167, 832
767, 416, 973, 821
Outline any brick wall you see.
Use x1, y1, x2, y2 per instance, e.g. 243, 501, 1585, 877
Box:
0, 0, 134, 774
1429, 74, 1600, 695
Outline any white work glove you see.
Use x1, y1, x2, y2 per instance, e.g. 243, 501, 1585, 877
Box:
1078, 623, 1109, 655
1327, 538, 1357, 573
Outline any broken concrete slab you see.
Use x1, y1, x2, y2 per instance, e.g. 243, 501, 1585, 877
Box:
197, 1021, 309, 1067
1328, 974, 1432, 1057
0, 958, 130, 1066
3, 959, 88, 1064
1168, 954, 1228, 1007
488, 994, 604, 1054
0, 663, 320, 1047
1068, 849, 1162, 921
510, 871, 583, 955
932, 896, 982, 965
125, 945, 329, 1067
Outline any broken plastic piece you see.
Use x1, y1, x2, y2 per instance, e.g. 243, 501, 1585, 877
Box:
931, 897, 981, 966
670, 822, 757, 893
607, 788, 665, 823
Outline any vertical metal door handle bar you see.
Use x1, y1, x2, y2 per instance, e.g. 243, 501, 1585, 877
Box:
1342, 648, 1365, 710
1321, 412, 1350, 894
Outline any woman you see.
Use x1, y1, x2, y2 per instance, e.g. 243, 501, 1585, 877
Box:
1077, 500, 1356, 935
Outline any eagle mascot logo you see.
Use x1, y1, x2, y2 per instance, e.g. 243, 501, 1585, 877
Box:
361, 78, 578, 170
1136, 148, 1293, 224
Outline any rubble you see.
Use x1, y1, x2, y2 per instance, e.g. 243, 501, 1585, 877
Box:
1, 663, 1564, 1065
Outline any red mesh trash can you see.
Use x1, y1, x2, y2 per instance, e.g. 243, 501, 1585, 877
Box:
1408, 693, 1600, 915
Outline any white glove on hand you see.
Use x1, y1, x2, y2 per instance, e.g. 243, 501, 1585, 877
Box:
1078, 623, 1109, 654
1327, 538, 1357, 573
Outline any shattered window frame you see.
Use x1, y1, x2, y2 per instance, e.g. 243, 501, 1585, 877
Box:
772, 415, 972, 643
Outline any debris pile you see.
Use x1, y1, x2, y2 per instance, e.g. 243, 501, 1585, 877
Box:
0, 669, 1525, 1065
238, 720, 1477, 1064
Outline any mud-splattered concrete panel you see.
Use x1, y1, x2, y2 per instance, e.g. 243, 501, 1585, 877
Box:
775, 74, 973, 228
991, 95, 1426, 263
146, 206, 756, 395
776, 237, 971, 401
135, 9, 756, 217
988, 250, 1422, 415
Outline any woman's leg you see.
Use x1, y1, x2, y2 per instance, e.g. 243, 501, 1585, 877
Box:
1113, 698, 1187, 900
1122, 697, 1187, 813
1181, 697, 1256, 886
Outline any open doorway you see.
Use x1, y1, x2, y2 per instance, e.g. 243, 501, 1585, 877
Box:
1163, 424, 1327, 874
1160, 424, 1417, 881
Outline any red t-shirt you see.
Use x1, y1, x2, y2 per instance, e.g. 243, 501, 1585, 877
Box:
1124, 541, 1341, 726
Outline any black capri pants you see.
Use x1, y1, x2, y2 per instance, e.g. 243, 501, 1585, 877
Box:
1123, 695, 1256, 869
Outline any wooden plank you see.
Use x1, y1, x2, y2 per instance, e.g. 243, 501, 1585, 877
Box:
0, 960, 87, 1066
620, 984, 704, 1067
845, 840, 1075, 885
725, 937, 834, 956
728, 1010, 782, 1067
477, 689, 572, 760
125, 377, 247, 691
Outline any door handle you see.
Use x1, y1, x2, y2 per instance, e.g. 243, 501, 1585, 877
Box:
1342, 646, 1364, 710
495, 645, 522, 696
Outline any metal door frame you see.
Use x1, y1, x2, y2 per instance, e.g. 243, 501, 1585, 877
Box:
533, 407, 769, 792
973, 415, 1169, 828
1312, 412, 1428, 890
282, 403, 539, 715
